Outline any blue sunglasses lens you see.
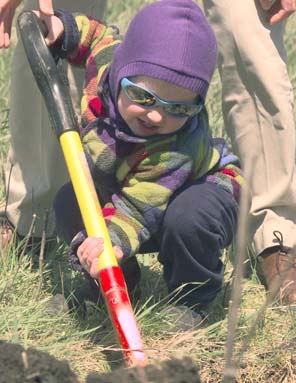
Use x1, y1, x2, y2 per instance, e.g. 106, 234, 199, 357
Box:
124, 83, 156, 106
163, 103, 202, 117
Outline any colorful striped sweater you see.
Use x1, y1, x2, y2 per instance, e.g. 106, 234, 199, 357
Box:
58, 13, 244, 262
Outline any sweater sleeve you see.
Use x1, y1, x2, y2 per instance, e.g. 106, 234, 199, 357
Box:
205, 138, 244, 204
54, 12, 120, 65
54, 11, 121, 126
72, 15, 121, 126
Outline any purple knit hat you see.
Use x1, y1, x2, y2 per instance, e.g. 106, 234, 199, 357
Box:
109, 0, 217, 103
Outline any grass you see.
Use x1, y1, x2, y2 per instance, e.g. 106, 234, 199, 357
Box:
0, 46, 11, 195
0, 2, 296, 382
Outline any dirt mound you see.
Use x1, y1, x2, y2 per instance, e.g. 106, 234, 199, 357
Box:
0, 340, 78, 383
86, 357, 201, 383
0, 340, 201, 383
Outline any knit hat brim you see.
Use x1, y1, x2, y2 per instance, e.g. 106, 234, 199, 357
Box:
117, 62, 209, 100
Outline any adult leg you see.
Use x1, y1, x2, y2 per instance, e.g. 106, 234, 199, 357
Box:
203, 0, 296, 255
158, 181, 238, 309
203, 0, 296, 302
0, 0, 107, 239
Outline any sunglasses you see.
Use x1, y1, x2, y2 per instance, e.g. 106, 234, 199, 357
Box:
121, 77, 203, 118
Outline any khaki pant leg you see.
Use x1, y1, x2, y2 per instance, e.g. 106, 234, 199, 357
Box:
1, 0, 107, 237
203, 0, 296, 254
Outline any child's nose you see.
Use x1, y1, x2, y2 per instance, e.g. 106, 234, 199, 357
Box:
146, 107, 165, 123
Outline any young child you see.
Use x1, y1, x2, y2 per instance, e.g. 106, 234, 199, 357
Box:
49, 0, 243, 320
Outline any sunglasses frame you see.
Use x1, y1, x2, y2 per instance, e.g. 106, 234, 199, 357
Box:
120, 77, 203, 118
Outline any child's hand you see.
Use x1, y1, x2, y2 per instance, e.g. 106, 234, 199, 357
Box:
77, 237, 123, 278
38, 0, 54, 16
32, 9, 64, 46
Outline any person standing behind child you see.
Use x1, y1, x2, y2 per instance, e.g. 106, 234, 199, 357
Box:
203, 0, 296, 303
34, 0, 243, 321
0, 0, 107, 248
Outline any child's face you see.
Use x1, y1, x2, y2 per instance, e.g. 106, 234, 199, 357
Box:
117, 76, 200, 137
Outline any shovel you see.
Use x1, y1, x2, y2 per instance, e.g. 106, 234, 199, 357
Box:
17, 10, 147, 367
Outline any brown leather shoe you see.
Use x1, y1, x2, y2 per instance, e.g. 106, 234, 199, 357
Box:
0, 218, 14, 249
258, 247, 296, 304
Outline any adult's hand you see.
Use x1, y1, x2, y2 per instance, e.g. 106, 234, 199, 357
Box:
0, 0, 21, 48
0, 0, 54, 48
259, 0, 296, 24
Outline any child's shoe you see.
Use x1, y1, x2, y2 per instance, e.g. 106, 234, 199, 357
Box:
163, 304, 207, 332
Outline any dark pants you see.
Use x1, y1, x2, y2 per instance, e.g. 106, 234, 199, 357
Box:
54, 180, 238, 308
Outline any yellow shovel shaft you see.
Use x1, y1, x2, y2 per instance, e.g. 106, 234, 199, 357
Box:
59, 131, 118, 269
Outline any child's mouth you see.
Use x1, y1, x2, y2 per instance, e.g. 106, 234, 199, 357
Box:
137, 119, 159, 133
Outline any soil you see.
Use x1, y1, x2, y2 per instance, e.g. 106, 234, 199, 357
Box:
0, 340, 201, 383
86, 357, 201, 383
0, 340, 78, 383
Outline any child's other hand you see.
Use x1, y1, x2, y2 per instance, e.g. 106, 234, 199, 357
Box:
33, 9, 64, 46
38, 0, 54, 16
77, 237, 123, 278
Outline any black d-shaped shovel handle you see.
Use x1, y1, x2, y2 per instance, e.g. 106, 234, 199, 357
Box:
17, 11, 79, 137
